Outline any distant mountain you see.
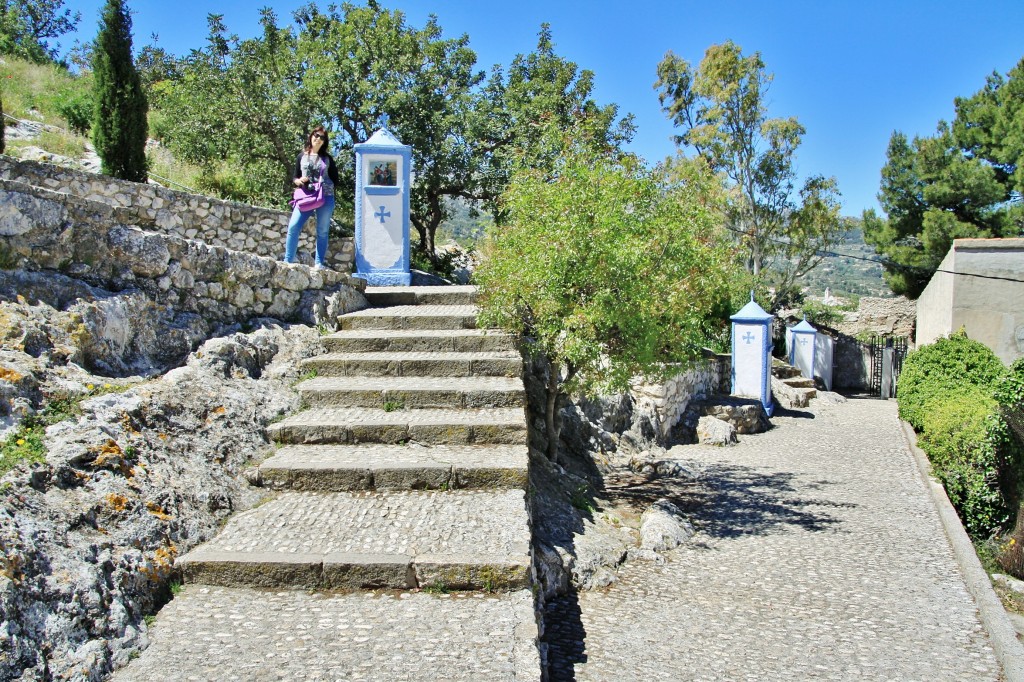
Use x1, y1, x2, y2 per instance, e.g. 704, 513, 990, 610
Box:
437, 198, 492, 246
796, 218, 891, 298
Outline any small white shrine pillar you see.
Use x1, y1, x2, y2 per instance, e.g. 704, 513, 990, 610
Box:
731, 294, 774, 416
354, 128, 412, 285
790, 318, 817, 382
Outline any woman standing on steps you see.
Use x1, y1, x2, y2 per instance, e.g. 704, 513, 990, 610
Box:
284, 125, 339, 268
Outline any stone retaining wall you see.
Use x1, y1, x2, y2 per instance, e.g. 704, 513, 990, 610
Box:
0, 155, 354, 271
631, 352, 732, 439
0, 178, 366, 328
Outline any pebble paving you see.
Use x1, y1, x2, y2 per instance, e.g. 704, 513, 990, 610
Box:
114, 586, 540, 682
263, 443, 528, 470
544, 397, 1004, 681
196, 489, 531, 557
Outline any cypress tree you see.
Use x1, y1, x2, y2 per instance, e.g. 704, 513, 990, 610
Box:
92, 0, 147, 182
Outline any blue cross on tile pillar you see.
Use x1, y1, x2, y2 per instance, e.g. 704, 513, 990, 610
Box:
730, 292, 775, 416
354, 128, 412, 285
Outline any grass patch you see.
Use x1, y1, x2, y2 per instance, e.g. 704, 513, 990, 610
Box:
0, 57, 90, 124
36, 129, 87, 159
294, 369, 317, 385
422, 581, 449, 595
0, 383, 132, 476
383, 399, 405, 413
569, 484, 597, 513
146, 143, 205, 194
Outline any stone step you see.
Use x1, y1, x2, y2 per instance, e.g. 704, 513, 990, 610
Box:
771, 362, 803, 379
364, 285, 479, 307
783, 376, 816, 389
112, 585, 540, 681
301, 350, 523, 378
177, 489, 532, 591
770, 375, 817, 409
322, 328, 516, 353
297, 376, 525, 410
340, 304, 478, 331
267, 407, 528, 445
258, 443, 529, 491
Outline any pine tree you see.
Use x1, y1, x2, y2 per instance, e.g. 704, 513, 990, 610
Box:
92, 0, 147, 182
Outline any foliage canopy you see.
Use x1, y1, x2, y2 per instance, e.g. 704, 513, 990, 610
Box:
897, 330, 1007, 431
654, 41, 842, 308
864, 57, 1024, 298
148, 6, 631, 260
477, 142, 736, 457
0, 0, 79, 64
898, 332, 1019, 538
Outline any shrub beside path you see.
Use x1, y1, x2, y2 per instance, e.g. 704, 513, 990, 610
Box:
545, 397, 1008, 681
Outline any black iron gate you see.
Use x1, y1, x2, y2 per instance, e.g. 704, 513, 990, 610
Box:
868, 336, 908, 398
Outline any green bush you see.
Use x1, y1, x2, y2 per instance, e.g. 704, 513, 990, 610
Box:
897, 331, 1006, 430
799, 299, 843, 328
54, 86, 93, 135
993, 359, 1024, 577
918, 389, 1008, 537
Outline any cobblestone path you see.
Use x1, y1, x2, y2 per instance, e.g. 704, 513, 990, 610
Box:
544, 397, 1003, 681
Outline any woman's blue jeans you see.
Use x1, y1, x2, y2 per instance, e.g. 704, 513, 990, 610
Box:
284, 195, 335, 266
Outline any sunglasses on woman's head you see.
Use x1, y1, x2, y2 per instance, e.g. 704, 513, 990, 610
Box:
312, 133, 325, 139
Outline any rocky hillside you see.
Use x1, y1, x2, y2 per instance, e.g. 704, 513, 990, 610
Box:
0, 267, 326, 680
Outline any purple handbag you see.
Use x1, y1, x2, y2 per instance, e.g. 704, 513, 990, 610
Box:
290, 156, 327, 211
290, 182, 324, 211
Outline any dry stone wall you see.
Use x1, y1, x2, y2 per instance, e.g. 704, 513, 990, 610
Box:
630, 353, 732, 440
0, 178, 366, 331
0, 155, 354, 271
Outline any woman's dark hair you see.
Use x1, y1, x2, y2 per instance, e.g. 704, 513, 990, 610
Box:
304, 126, 330, 157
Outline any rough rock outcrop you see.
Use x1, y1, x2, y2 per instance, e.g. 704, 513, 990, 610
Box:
0, 322, 319, 681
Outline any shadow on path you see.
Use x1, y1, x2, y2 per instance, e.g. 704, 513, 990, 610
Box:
698, 463, 855, 539
543, 589, 586, 681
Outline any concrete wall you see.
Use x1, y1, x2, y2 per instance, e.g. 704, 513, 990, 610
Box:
916, 238, 1024, 365
916, 247, 957, 350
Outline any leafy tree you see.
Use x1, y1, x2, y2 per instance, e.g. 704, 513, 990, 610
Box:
655, 41, 842, 308
477, 141, 737, 459
92, 0, 147, 182
864, 57, 1024, 298
156, 10, 306, 204
0, 0, 79, 64
135, 36, 180, 89
150, 7, 631, 260
472, 24, 636, 225
295, 1, 482, 251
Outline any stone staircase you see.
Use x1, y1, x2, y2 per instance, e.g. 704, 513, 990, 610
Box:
771, 358, 818, 408
115, 285, 542, 681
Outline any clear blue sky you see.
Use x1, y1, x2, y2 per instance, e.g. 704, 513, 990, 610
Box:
64, 0, 1024, 217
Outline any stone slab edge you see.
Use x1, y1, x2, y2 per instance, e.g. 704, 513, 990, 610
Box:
177, 549, 531, 591
901, 420, 1024, 682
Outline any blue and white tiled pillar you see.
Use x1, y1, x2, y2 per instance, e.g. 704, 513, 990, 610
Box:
790, 318, 817, 382
354, 128, 412, 286
731, 293, 775, 416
